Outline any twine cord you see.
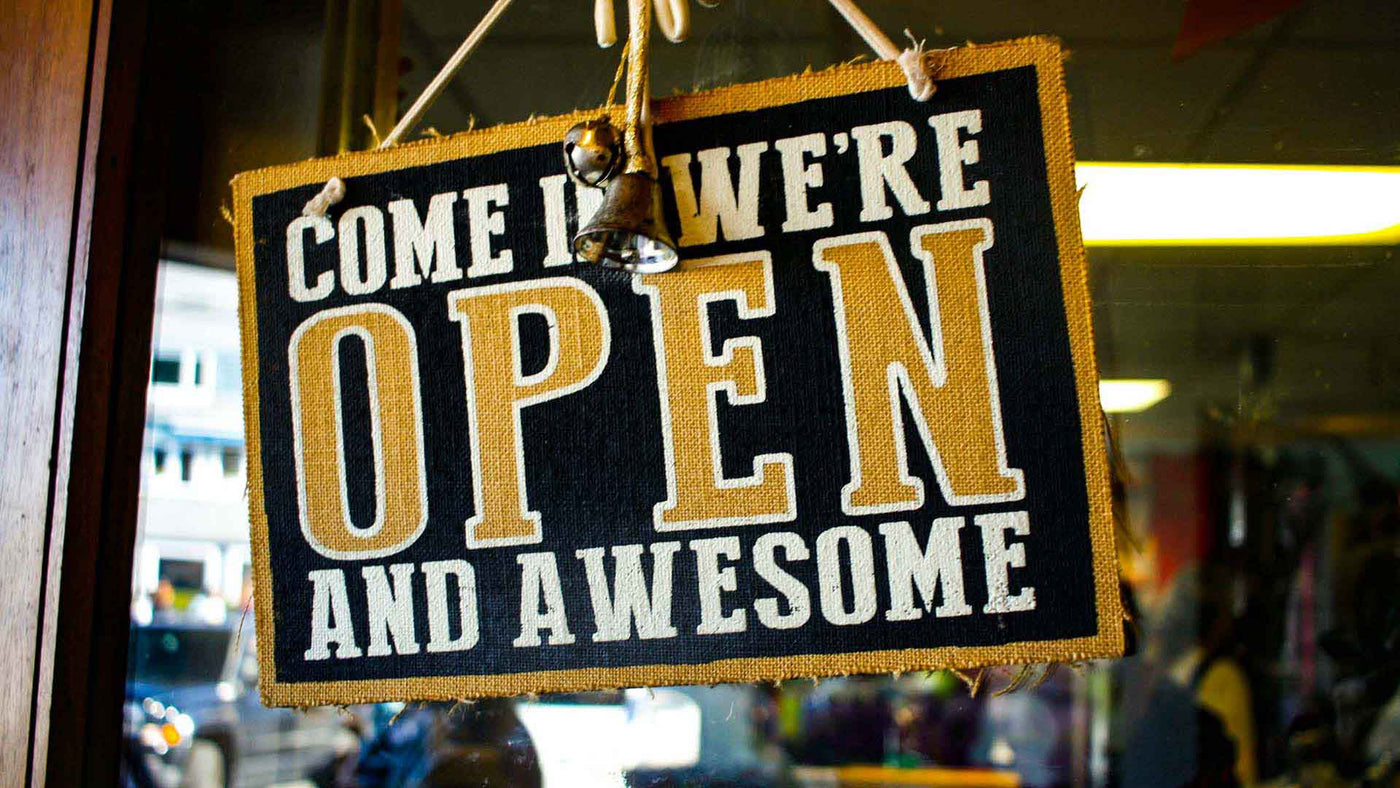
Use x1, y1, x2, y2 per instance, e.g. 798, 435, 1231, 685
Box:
898, 29, 938, 102
827, 0, 899, 60
621, 0, 658, 177
604, 41, 631, 108
302, 177, 346, 218
302, 0, 935, 214
653, 0, 691, 43
303, 0, 515, 215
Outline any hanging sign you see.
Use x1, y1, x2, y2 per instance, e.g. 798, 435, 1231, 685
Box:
233, 38, 1122, 707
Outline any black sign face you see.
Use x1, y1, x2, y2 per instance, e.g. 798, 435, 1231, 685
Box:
233, 38, 1121, 707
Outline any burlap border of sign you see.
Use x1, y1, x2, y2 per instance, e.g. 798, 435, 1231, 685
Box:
232, 37, 1123, 707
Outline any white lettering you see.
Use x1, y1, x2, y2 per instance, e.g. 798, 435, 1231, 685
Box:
815, 526, 878, 625
361, 563, 420, 656
775, 133, 834, 232
388, 193, 463, 288
514, 551, 577, 647
337, 206, 389, 295
577, 543, 680, 642
304, 569, 362, 660
880, 519, 972, 621
539, 174, 572, 267
977, 510, 1036, 614
422, 559, 481, 652
463, 183, 513, 277
753, 532, 811, 630
928, 110, 991, 210
691, 537, 746, 635
286, 215, 335, 302
662, 142, 768, 246
851, 121, 931, 222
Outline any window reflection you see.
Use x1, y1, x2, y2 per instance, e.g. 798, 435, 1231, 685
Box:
119, 1, 1400, 786
123, 262, 1400, 788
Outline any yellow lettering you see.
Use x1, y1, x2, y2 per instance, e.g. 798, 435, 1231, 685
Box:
448, 278, 610, 547
633, 253, 795, 530
812, 220, 1023, 514
289, 305, 427, 558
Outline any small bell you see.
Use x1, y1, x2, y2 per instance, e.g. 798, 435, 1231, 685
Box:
563, 117, 623, 188
570, 0, 678, 273
574, 171, 678, 273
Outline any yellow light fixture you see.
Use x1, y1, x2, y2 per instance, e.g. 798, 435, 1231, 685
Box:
1076, 163, 1400, 246
1099, 379, 1171, 414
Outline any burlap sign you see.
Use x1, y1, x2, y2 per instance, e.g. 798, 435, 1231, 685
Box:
232, 38, 1122, 706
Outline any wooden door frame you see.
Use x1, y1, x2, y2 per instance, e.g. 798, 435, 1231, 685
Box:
10, 0, 164, 784
43, 0, 166, 782
15, 0, 405, 782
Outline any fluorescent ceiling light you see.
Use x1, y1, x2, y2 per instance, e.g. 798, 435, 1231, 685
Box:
1099, 379, 1171, 414
1076, 163, 1400, 246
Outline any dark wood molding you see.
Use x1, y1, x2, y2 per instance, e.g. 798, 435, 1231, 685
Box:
0, 0, 102, 784
31, 0, 161, 785
28, 0, 111, 777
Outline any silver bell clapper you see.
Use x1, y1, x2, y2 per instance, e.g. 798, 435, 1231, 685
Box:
573, 0, 680, 274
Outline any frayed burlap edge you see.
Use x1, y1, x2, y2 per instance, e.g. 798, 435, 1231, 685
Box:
231, 36, 1124, 708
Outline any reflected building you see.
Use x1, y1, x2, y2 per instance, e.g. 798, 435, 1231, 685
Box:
134, 262, 250, 621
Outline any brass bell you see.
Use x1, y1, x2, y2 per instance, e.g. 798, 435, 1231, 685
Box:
571, 0, 678, 273
563, 117, 623, 188
574, 171, 678, 273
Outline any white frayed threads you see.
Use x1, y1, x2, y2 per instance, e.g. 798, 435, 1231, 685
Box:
303, 177, 346, 219
825, 1, 939, 102
898, 29, 937, 102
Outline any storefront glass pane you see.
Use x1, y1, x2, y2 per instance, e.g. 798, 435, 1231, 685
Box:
119, 2, 1400, 786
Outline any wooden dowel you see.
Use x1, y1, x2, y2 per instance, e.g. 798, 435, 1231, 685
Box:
379, 0, 516, 149
825, 0, 900, 61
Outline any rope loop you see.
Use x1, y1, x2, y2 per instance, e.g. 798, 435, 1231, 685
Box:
898, 28, 938, 101
302, 177, 345, 218
597, 0, 715, 47
826, 0, 939, 102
